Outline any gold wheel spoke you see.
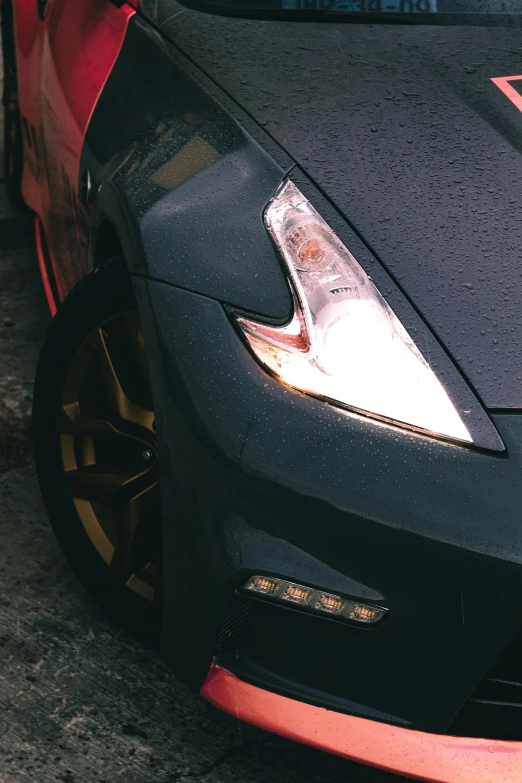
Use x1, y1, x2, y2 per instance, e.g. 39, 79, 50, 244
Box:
62, 402, 120, 437
111, 480, 160, 583
123, 478, 160, 517
118, 467, 158, 507
62, 402, 153, 450
66, 455, 157, 498
88, 327, 154, 434
61, 310, 161, 604
66, 468, 141, 498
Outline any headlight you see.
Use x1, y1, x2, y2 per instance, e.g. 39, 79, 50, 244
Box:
236, 180, 471, 444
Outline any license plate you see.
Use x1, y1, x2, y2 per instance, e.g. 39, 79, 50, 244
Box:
281, 0, 438, 13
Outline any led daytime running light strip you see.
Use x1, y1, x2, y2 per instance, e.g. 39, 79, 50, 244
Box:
243, 575, 387, 625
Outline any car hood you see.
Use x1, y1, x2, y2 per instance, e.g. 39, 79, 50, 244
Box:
159, 10, 522, 409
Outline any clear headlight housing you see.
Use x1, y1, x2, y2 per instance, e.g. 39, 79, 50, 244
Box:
236, 181, 471, 444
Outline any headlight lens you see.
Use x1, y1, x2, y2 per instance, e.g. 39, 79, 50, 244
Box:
236, 180, 471, 444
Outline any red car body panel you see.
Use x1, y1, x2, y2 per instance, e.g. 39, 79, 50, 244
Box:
34, 215, 57, 314
13, 0, 134, 303
201, 664, 522, 783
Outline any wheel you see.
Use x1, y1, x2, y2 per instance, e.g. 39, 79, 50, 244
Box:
32, 258, 162, 640
1, 0, 27, 210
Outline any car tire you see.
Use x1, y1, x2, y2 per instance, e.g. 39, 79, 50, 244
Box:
1, 0, 28, 212
32, 258, 162, 642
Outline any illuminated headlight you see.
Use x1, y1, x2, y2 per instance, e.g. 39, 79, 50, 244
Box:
236, 180, 471, 444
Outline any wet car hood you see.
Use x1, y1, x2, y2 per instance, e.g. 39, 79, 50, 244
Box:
159, 11, 522, 409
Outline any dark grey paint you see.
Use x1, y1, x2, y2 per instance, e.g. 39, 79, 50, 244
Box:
135, 275, 522, 731
84, 20, 293, 321
85, 17, 502, 450
152, 4, 522, 409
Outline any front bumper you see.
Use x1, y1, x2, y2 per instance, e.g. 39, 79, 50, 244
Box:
202, 665, 522, 783
134, 276, 522, 744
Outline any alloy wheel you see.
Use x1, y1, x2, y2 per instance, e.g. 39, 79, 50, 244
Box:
60, 311, 161, 603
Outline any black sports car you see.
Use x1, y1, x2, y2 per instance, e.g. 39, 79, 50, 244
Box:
3, 0, 522, 778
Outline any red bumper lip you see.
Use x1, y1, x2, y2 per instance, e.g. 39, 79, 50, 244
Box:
201, 664, 522, 783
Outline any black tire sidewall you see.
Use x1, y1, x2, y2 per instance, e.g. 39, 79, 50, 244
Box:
32, 259, 161, 642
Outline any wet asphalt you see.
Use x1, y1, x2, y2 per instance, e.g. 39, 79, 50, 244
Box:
0, 43, 406, 783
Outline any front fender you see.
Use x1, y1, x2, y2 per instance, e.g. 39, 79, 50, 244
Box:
82, 15, 293, 321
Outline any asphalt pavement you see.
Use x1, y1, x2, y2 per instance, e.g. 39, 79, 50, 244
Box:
0, 45, 403, 783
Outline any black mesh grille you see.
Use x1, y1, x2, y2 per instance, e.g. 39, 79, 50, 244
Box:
450, 632, 522, 740
215, 597, 251, 657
